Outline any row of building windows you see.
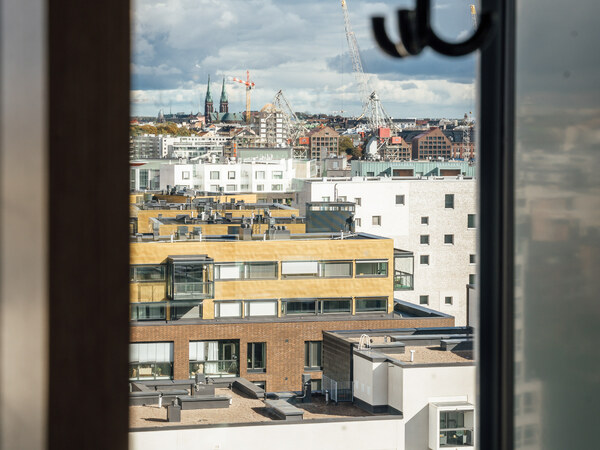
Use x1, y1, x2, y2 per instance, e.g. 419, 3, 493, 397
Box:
208, 170, 284, 180
129, 296, 389, 322
130, 260, 390, 283
129, 340, 323, 382
207, 184, 284, 192
418, 254, 476, 265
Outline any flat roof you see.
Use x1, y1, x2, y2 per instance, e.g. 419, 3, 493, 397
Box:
131, 231, 393, 243
129, 386, 373, 429
358, 345, 473, 366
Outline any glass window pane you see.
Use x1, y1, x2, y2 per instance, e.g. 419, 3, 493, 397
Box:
321, 261, 351, 277
356, 260, 388, 276
321, 299, 351, 314
246, 262, 277, 279
355, 297, 387, 312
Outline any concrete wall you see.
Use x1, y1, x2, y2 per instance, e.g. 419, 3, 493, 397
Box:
401, 365, 476, 450
130, 418, 405, 450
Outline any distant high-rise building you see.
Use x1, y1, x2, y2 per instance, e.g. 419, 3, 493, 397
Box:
204, 75, 214, 123
219, 77, 228, 114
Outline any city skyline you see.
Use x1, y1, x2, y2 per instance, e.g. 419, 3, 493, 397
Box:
131, 0, 477, 119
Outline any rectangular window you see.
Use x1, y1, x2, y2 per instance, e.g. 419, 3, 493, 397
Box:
241, 184, 249, 190
419, 295, 429, 305
228, 171, 235, 179
322, 196, 330, 201
470, 254, 476, 264
226, 184, 236, 191
355, 218, 361, 227
210, 184, 219, 192
272, 171, 283, 179
321, 298, 352, 314
445, 296, 453, 305
440, 411, 473, 446
421, 216, 429, 225
256, 170, 265, 179
210, 171, 220, 180
356, 260, 388, 277
444, 234, 454, 244
189, 340, 239, 378
214, 301, 242, 318
355, 197, 361, 206
182, 171, 190, 180
170, 301, 203, 320
469, 274, 476, 285
445, 194, 454, 208
420, 255, 430, 265
304, 341, 322, 370
215, 262, 278, 281
247, 343, 266, 371
281, 260, 319, 278
395, 194, 405, 205
271, 184, 283, 191
468, 214, 476, 228
214, 263, 244, 280
420, 235, 430, 245
246, 262, 278, 280
320, 261, 352, 278
244, 300, 277, 317
256, 184, 264, 191
372, 215, 382, 226
130, 302, 166, 321
355, 297, 387, 313
130, 264, 166, 282
283, 299, 317, 315
129, 342, 173, 381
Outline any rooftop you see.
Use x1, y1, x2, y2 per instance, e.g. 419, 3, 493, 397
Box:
129, 386, 374, 430
131, 231, 391, 243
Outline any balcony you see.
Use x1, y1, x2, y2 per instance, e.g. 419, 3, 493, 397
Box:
167, 255, 214, 301
172, 282, 213, 300
394, 249, 414, 290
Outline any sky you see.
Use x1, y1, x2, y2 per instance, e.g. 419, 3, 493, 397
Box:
131, 0, 478, 119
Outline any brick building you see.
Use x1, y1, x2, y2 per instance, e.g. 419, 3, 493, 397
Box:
129, 231, 453, 391
411, 127, 453, 160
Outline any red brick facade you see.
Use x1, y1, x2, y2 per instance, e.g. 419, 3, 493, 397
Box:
131, 316, 454, 392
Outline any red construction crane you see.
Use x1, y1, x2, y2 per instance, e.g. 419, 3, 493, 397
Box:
233, 70, 255, 123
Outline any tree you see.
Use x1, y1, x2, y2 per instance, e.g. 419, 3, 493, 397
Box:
339, 136, 354, 155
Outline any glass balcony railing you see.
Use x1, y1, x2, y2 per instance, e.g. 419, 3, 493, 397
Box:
173, 281, 214, 300
394, 271, 414, 290
189, 360, 239, 378
439, 429, 474, 447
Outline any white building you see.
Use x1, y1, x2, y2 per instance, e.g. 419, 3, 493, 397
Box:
256, 103, 287, 147
351, 341, 476, 450
159, 159, 315, 194
295, 176, 476, 325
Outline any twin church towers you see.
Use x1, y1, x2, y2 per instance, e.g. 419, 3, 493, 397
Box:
204, 76, 228, 123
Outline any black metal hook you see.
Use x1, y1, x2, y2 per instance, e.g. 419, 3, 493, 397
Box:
372, 0, 494, 58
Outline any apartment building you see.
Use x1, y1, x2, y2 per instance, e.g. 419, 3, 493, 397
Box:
295, 177, 476, 326
411, 127, 454, 160
308, 126, 340, 162
351, 160, 477, 178
129, 231, 454, 392
159, 159, 311, 194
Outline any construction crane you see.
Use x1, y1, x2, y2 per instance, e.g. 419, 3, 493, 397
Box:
340, 0, 394, 131
233, 70, 255, 123
273, 90, 310, 158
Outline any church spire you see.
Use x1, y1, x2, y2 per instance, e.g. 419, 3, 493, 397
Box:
204, 75, 214, 122
205, 75, 213, 103
219, 77, 228, 114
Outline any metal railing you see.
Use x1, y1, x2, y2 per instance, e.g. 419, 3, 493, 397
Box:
394, 270, 414, 290
322, 375, 353, 402
173, 282, 214, 299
